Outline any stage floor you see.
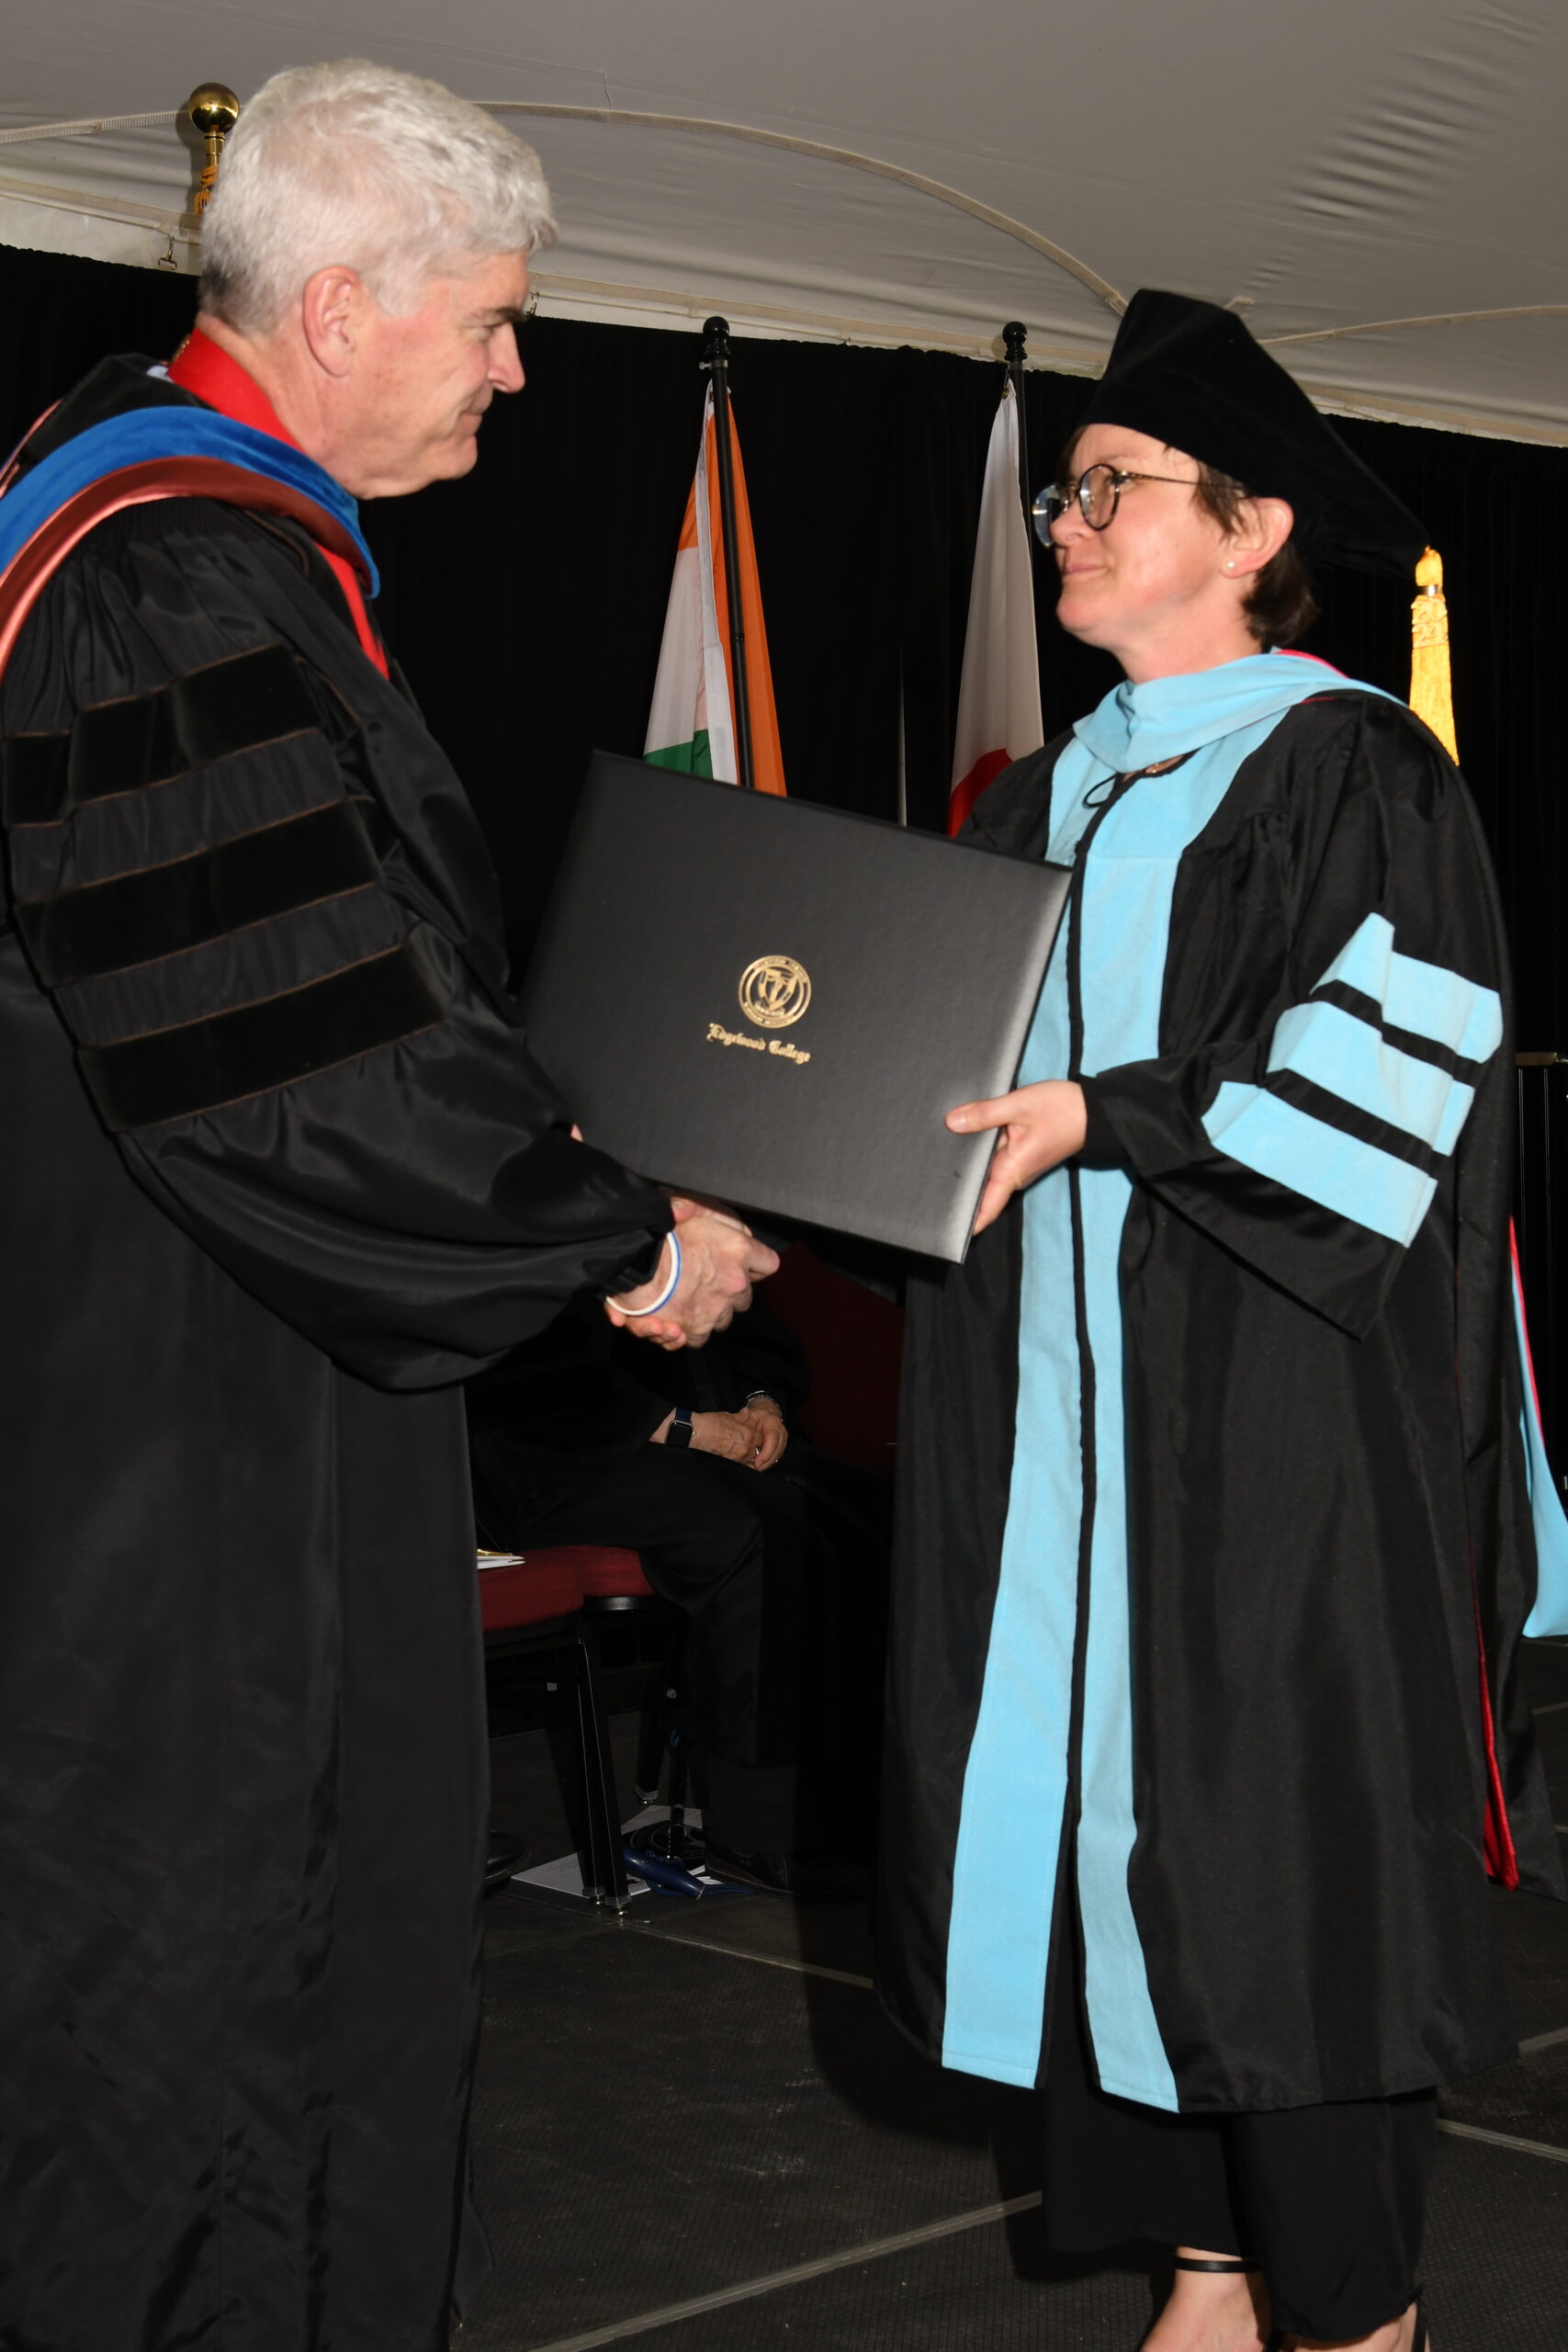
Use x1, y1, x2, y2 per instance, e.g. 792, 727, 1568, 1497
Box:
465, 1639, 1568, 2352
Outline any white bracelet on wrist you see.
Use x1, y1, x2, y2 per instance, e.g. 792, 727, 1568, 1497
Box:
610, 1232, 682, 1317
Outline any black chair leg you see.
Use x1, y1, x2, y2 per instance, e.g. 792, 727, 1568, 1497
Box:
570, 1613, 630, 1910
634, 1631, 682, 1804
659, 1723, 706, 1869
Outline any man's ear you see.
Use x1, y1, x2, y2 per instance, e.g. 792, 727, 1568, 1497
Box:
1225, 495, 1295, 580
299, 267, 367, 379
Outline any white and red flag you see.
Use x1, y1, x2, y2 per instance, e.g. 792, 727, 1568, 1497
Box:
644, 387, 786, 796
948, 383, 1043, 834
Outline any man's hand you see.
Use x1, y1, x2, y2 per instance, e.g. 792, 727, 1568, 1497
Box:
605, 1207, 778, 1350
650, 1408, 759, 1461
739, 1401, 788, 1470
947, 1080, 1089, 1235
668, 1191, 748, 1231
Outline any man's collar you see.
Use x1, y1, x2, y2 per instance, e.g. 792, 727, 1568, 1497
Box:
166, 326, 300, 449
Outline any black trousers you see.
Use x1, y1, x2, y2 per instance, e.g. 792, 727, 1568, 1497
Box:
1043, 1915, 1437, 2341
474, 1437, 887, 1852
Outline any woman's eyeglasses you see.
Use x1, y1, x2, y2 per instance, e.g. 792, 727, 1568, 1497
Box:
1033, 462, 1203, 541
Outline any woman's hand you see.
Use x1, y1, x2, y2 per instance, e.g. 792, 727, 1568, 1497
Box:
947, 1080, 1089, 1234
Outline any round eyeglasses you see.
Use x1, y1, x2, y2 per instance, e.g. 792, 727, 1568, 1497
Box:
1032, 462, 1203, 542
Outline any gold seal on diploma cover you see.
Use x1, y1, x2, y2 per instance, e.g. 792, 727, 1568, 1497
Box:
739, 955, 811, 1030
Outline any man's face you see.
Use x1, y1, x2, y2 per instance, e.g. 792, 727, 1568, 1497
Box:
336, 249, 530, 497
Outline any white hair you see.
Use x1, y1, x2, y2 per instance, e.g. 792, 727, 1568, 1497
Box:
200, 60, 556, 332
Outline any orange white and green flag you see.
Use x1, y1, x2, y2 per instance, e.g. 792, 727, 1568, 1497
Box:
645, 386, 786, 795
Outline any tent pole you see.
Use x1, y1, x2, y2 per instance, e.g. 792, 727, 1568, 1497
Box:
701, 315, 756, 792
1002, 320, 1031, 524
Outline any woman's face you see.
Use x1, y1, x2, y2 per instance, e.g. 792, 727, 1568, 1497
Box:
1049, 424, 1247, 678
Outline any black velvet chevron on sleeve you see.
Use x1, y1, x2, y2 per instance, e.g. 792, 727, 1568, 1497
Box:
0, 642, 349, 826
15, 797, 394, 987
78, 935, 448, 1132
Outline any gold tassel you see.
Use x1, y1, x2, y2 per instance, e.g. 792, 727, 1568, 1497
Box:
1410, 545, 1459, 763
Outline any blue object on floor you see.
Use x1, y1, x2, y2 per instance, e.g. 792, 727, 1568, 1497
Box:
621, 1844, 750, 1898
622, 1845, 705, 1898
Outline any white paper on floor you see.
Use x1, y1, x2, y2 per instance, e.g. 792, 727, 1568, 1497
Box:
513, 1804, 725, 1899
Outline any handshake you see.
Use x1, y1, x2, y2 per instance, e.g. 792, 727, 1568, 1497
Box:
604, 1193, 779, 1352
592, 1069, 1090, 1352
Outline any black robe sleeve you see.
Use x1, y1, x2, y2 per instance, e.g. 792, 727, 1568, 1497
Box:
1077, 699, 1510, 1340
2, 498, 671, 1388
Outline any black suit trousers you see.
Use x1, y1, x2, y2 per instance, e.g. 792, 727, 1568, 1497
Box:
472, 1436, 888, 1850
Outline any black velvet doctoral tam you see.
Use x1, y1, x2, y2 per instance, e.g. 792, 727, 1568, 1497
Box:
1076, 288, 1427, 576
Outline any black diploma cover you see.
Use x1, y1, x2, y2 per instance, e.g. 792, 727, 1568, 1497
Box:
523, 754, 1069, 1261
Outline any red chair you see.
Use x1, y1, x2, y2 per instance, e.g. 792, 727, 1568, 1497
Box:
477, 1548, 587, 1633
570, 1545, 656, 1603
479, 1548, 624, 1905
479, 1544, 673, 1909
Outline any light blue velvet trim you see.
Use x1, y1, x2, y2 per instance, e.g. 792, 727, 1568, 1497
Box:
0, 405, 377, 594
1315, 912, 1503, 1065
1203, 1080, 1437, 1246
1269, 1000, 1474, 1159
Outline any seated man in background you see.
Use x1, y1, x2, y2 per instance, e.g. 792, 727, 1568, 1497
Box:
468, 1280, 889, 1894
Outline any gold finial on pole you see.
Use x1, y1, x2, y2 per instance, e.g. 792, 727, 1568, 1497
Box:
186, 83, 240, 215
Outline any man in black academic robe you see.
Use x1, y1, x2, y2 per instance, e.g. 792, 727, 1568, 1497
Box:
0, 61, 771, 2352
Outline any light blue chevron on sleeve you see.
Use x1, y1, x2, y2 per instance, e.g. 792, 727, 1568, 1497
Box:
1315, 913, 1503, 1064
1203, 1081, 1437, 1245
1268, 1001, 1475, 1159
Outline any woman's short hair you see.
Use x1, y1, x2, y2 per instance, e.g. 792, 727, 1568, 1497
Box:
1190, 463, 1318, 649
1054, 430, 1318, 649
200, 60, 557, 333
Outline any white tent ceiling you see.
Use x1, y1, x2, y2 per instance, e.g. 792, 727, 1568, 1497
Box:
4, 0, 1565, 442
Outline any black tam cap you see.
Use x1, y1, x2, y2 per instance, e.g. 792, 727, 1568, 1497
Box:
1077, 289, 1426, 579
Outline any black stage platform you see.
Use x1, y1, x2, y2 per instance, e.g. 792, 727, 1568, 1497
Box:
466, 1637, 1568, 2351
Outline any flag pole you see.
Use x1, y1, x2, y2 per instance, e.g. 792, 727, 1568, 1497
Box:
1001, 321, 1031, 524
701, 316, 757, 792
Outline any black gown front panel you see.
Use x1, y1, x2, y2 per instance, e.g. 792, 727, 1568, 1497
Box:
1120, 1196, 1514, 2101
0, 925, 487, 2347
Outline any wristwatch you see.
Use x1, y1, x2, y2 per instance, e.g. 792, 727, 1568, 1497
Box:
666, 1406, 694, 1450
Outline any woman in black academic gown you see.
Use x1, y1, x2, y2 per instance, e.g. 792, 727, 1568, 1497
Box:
877, 292, 1566, 2352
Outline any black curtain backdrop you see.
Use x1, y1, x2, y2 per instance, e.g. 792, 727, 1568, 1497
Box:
6, 242, 1563, 1037
7, 241, 1568, 1446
